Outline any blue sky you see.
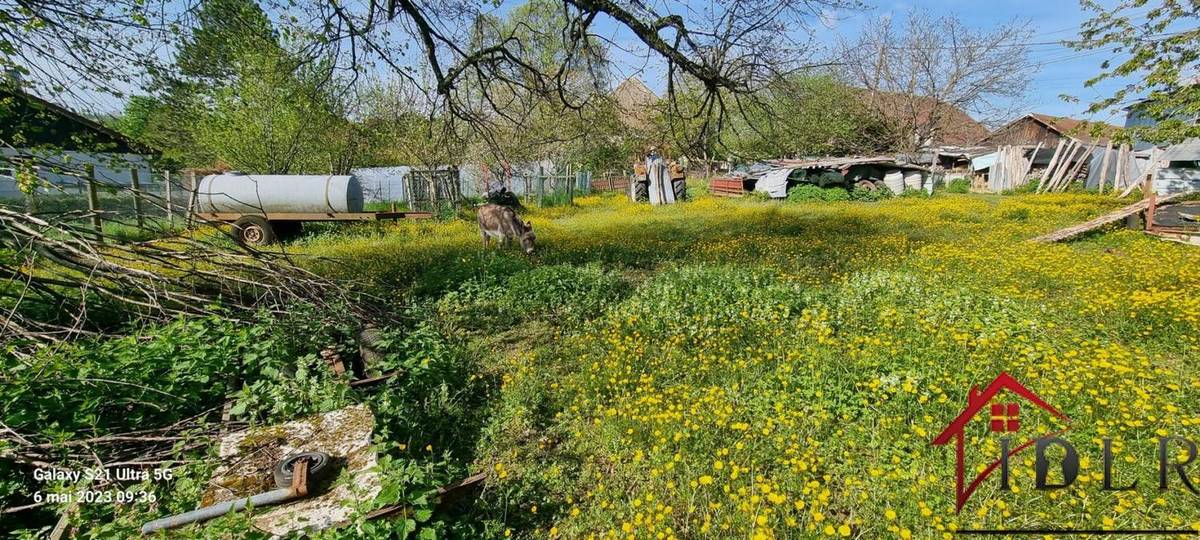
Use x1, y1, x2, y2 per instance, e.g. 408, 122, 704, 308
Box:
61, 0, 1135, 129
596, 0, 1137, 127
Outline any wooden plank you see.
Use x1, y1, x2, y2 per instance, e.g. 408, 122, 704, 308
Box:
1044, 139, 1079, 192
185, 171, 198, 228
1058, 141, 1098, 192
1097, 141, 1113, 194
362, 472, 487, 522
1030, 191, 1192, 242
1022, 142, 1044, 187
1039, 139, 1067, 192
1146, 230, 1200, 246
165, 170, 174, 226
993, 146, 1007, 191
349, 370, 401, 389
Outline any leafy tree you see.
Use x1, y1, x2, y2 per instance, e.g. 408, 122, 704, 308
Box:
193, 52, 350, 174
1073, 0, 1200, 144
455, 0, 627, 171
174, 0, 277, 86
725, 76, 892, 159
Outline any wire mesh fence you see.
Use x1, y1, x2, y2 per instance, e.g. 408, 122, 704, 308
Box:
1, 170, 198, 242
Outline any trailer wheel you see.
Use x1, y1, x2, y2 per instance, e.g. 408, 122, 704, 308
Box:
855, 180, 877, 191
233, 216, 276, 246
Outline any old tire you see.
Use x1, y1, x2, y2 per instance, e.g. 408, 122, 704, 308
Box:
855, 180, 877, 191
273, 451, 334, 488
672, 179, 687, 201
232, 216, 276, 246
632, 180, 649, 202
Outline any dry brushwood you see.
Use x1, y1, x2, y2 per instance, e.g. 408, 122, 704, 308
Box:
0, 200, 392, 352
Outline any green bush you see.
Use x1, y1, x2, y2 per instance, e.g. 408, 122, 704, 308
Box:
786, 184, 825, 202
787, 184, 850, 202
947, 178, 971, 193
849, 185, 890, 202
821, 187, 850, 202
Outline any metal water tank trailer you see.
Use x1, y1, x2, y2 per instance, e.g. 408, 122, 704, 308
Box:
197, 172, 364, 214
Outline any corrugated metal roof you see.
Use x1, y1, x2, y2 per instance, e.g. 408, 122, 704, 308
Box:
1161, 138, 1200, 162
768, 156, 928, 171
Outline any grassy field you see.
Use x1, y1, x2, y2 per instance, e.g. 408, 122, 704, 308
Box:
9, 190, 1200, 539
290, 191, 1200, 538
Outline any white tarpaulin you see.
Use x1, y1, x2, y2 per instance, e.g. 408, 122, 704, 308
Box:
753, 168, 792, 198
971, 152, 997, 171
646, 156, 675, 205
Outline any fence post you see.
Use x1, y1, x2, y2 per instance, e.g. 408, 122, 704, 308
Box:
185, 170, 197, 228
567, 169, 575, 204
130, 167, 144, 228
164, 170, 174, 227
428, 172, 438, 213
85, 164, 102, 240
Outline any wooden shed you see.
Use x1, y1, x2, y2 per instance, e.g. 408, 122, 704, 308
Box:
979, 113, 1118, 147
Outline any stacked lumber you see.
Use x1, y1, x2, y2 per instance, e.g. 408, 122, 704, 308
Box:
989, 144, 1038, 191
1036, 138, 1134, 194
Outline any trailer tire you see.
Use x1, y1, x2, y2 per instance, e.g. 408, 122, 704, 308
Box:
233, 216, 276, 246
855, 180, 877, 191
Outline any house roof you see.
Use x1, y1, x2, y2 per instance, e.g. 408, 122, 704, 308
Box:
0, 85, 152, 154
858, 90, 990, 146
1015, 113, 1122, 145
612, 77, 658, 131
931, 372, 1069, 445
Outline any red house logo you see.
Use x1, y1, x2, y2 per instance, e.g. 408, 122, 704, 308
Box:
931, 372, 1071, 512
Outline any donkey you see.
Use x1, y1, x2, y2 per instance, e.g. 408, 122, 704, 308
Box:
477, 204, 536, 254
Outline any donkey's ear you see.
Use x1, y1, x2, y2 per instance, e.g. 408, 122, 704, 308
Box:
524, 220, 532, 230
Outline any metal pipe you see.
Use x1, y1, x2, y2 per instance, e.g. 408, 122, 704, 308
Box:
140, 486, 299, 534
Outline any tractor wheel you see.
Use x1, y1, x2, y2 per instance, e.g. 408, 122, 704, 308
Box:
672, 179, 688, 201
232, 216, 276, 246
632, 180, 649, 202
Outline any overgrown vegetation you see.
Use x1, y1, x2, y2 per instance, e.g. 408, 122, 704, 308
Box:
8, 189, 1200, 537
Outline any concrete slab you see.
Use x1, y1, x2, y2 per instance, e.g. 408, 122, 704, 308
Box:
201, 404, 380, 537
